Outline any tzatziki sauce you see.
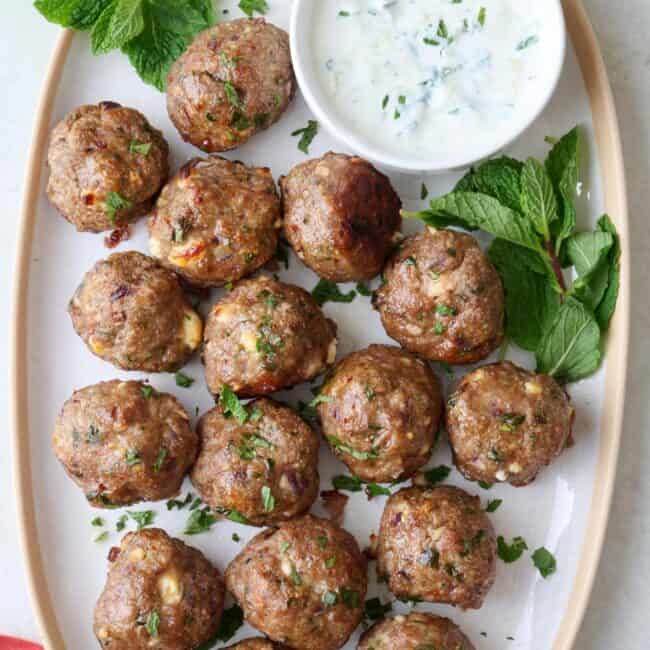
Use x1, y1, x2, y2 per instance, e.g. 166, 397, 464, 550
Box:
311, 0, 558, 165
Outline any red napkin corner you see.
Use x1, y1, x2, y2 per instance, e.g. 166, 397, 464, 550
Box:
0, 637, 42, 650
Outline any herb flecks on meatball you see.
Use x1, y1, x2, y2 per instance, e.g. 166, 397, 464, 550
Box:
53, 380, 197, 508
377, 486, 496, 609
47, 102, 169, 232
317, 344, 443, 483
167, 18, 295, 152
149, 156, 282, 287
374, 228, 504, 364
225, 515, 367, 650
202, 275, 337, 397
281, 152, 402, 282
447, 361, 575, 487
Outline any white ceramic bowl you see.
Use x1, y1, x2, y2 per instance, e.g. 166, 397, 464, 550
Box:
290, 0, 567, 174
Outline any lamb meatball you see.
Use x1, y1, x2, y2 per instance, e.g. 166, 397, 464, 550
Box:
225, 640, 287, 650
377, 486, 496, 609
280, 153, 402, 282
94, 528, 224, 649
191, 398, 320, 526
203, 275, 337, 397
317, 345, 443, 483
358, 612, 476, 650
69, 251, 202, 372
167, 18, 295, 152
374, 228, 504, 364
47, 102, 168, 232
149, 156, 282, 287
447, 361, 574, 487
53, 380, 197, 508
226, 515, 367, 650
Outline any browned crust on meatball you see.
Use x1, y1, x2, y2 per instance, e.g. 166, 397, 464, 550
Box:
191, 398, 320, 525
53, 380, 197, 507
149, 156, 282, 287
69, 251, 202, 372
374, 228, 504, 364
47, 102, 169, 232
377, 486, 496, 609
358, 612, 476, 650
202, 275, 337, 397
167, 19, 295, 152
94, 528, 225, 649
225, 639, 288, 650
446, 361, 575, 487
225, 515, 367, 650
317, 345, 443, 483
280, 153, 402, 282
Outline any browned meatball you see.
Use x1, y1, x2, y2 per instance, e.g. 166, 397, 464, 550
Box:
280, 153, 402, 282
47, 102, 168, 232
358, 612, 476, 650
377, 486, 496, 609
191, 398, 320, 526
317, 345, 443, 483
69, 251, 202, 372
167, 19, 295, 152
203, 275, 337, 397
53, 380, 197, 508
226, 515, 367, 650
225, 639, 288, 650
447, 361, 574, 487
149, 156, 282, 287
94, 528, 224, 649
374, 228, 504, 364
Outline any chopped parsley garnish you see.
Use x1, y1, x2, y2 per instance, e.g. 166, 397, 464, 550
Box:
366, 482, 391, 498
167, 492, 193, 510
433, 321, 446, 335
226, 508, 249, 524
499, 413, 525, 431
356, 282, 372, 296
223, 81, 242, 107
423, 465, 451, 486
238, 0, 268, 17
153, 448, 168, 472
324, 556, 337, 569
125, 450, 141, 466
261, 486, 275, 512
462, 529, 486, 556
478, 480, 493, 490
291, 120, 319, 154
312, 279, 356, 306
436, 303, 457, 317
309, 394, 333, 409
174, 371, 194, 388
219, 385, 249, 424
127, 510, 156, 531
497, 535, 528, 563
184, 507, 217, 535
398, 95, 406, 105
421, 183, 429, 200
129, 140, 151, 155
486, 499, 503, 512
393, 109, 400, 120
105, 192, 132, 224
340, 587, 360, 608
116, 514, 128, 532
532, 547, 557, 578
140, 385, 157, 399
290, 564, 302, 586
249, 406, 263, 422
382, 94, 389, 109
94, 530, 109, 543
364, 597, 392, 621
145, 610, 160, 638
91, 516, 105, 527
327, 435, 379, 461
332, 474, 363, 492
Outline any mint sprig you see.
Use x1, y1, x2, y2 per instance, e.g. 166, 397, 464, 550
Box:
34, 0, 216, 91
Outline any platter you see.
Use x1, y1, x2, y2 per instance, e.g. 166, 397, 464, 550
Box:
12, 1, 629, 649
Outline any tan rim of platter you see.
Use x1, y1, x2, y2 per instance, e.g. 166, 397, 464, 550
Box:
11, 1, 630, 648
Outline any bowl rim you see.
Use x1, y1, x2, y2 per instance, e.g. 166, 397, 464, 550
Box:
290, 0, 568, 173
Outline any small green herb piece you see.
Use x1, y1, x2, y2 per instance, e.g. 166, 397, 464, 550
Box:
219, 385, 249, 424
498, 413, 526, 431
423, 465, 451, 486
175, 371, 194, 388
478, 480, 493, 490
184, 507, 217, 535
291, 120, 319, 154
356, 282, 372, 296
232, 532, 241, 542
332, 475, 363, 492
145, 610, 159, 637
486, 499, 503, 512
497, 535, 528, 563
382, 94, 389, 109
91, 516, 105, 527
433, 322, 446, 335
487, 448, 503, 462
226, 508, 249, 524
290, 563, 302, 586
423, 37, 439, 46
437, 19, 448, 39
324, 556, 337, 569
340, 587, 360, 608
127, 510, 156, 531
116, 514, 128, 532
366, 483, 391, 498
517, 35, 539, 51
421, 183, 429, 200
309, 394, 333, 409
153, 447, 167, 472
167, 492, 193, 511
129, 140, 151, 155
478, 7, 486, 26
532, 547, 557, 578
323, 590, 338, 607
281, 541, 292, 553
364, 597, 392, 621
405, 256, 416, 267
261, 486, 275, 512
238, 0, 268, 17
317, 535, 328, 550
94, 530, 109, 543
338, 10, 350, 16
249, 406, 263, 422
393, 109, 401, 120
125, 450, 141, 466
436, 303, 457, 317
327, 435, 379, 461
140, 385, 157, 399
105, 191, 132, 224
398, 95, 406, 105
312, 279, 356, 306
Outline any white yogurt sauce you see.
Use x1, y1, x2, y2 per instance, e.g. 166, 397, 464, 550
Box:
312, 0, 554, 164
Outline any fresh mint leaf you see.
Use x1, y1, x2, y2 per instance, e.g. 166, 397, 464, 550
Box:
238, 0, 268, 17
91, 0, 145, 55
497, 535, 528, 563
312, 279, 356, 306
219, 385, 249, 424
35, 0, 114, 30
127, 509, 155, 530
535, 297, 601, 382
471, 156, 523, 212
594, 215, 621, 329
532, 547, 557, 578
184, 506, 217, 534
520, 157, 559, 241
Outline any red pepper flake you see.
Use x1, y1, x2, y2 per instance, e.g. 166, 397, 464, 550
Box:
104, 225, 131, 249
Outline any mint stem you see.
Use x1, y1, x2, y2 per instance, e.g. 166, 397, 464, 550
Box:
546, 241, 566, 296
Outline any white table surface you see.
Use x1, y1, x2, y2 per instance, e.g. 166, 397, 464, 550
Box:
1, 2, 648, 648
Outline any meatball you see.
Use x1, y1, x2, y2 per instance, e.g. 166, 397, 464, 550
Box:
167, 18, 295, 152
226, 515, 367, 650
374, 228, 504, 364
358, 612, 476, 650
47, 102, 168, 232
149, 156, 282, 287
203, 275, 337, 396
191, 398, 320, 525
53, 380, 197, 508
447, 361, 574, 487
94, 528, 224, 649
377, 486, 496, 609
280, 153, 402, 282
69, 251, 202, 372
316, 345, 443, 483
225, 640, 287, 650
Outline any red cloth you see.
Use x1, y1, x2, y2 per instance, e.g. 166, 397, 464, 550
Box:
0, 637, 41, 649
